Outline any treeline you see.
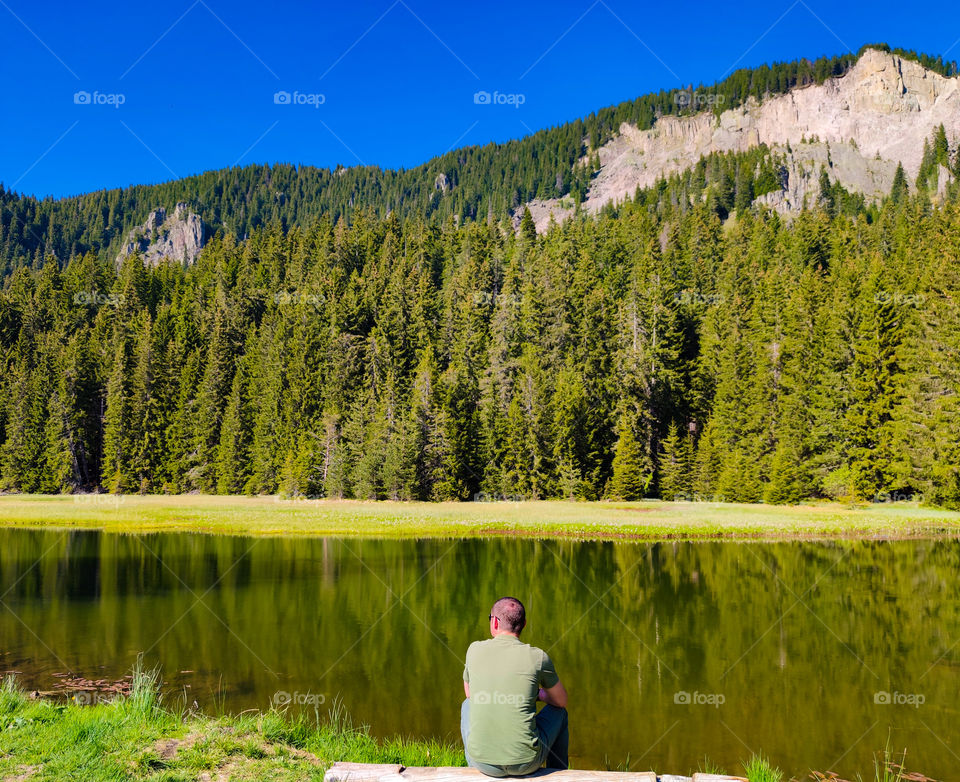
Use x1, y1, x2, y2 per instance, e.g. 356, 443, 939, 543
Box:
3, 45, 954, 276
3, 145, 960, 505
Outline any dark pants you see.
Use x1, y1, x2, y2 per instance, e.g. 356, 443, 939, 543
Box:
460, 698, 569, 777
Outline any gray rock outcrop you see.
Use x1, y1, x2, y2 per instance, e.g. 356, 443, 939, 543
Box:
116, 202, 205, 267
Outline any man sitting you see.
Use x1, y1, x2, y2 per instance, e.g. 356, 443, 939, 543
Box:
460, 596, 569, 777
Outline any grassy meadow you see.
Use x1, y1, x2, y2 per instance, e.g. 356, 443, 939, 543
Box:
0, 493, 959, 541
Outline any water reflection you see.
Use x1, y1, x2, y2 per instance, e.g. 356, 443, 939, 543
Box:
0, 529, 958, 777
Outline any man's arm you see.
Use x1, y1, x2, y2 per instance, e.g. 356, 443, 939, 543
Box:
539, 680, 567, 709
538, 650, 566, 708
463, 681, 470, 698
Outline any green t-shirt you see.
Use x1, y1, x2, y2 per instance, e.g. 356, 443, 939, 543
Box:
462, 635, 560, 765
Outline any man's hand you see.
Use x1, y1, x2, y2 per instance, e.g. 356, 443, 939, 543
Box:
539, 681, 568, 709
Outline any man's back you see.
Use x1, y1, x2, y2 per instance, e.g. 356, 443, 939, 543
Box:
463, 635, 559, 765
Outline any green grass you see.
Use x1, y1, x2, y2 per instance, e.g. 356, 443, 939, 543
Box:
861, 738, 919, 782
743, 754, 783, 782
0, 671, 465, 782
1, 494, 959, 541
0, 671, 937, 782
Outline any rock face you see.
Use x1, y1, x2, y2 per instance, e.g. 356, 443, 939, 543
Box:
116, 203, 205, 267
525, 49, 960, 230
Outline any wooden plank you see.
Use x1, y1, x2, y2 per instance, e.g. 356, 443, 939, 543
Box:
323, 763, 749, 782
329, 764, 403, 775
323, 763, 658, 782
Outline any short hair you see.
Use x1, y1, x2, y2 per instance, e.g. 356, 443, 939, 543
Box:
492, 597, 526, 634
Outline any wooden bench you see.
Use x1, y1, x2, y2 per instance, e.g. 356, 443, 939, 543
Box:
323, 762, 747, 782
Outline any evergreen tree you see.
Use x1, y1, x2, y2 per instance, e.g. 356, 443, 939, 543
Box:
101, 337, 134, 493
658, 421, 691, 500
216, 356, 253, 494
844, 270, 905, 499
890, 163, 910, 204
609, 407, 651, 500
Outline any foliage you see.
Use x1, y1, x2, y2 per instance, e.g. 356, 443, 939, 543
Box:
2, 126, 960, 504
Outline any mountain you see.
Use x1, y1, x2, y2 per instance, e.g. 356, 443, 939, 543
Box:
526, 48, 960, 229
0, 44, 956, 278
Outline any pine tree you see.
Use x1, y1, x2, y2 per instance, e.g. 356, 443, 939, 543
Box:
407, 347, 444, 500
658, 421, 690, 500
890, 163, 910, 204
734, 163, 754, 213
216, 357, 252, 494
609, 407, 650, 500
193, 311, 235, 491
433, 361, 481, 501
0, 357, 45, 492
101, 337, 133, 493
500, 347, 551, 499
916, 138, 937, 191
551, 364, 590, 499
248, 324, 287, 494
844, 271, 905, 499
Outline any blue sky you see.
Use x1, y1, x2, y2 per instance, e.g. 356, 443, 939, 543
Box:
2, 0, 958, 198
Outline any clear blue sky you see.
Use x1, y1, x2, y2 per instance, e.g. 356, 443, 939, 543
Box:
1, 0, 957, 198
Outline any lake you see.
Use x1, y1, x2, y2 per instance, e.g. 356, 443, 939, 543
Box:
0, 528, 957, 778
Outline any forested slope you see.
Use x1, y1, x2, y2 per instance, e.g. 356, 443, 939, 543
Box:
3, 166, 960, 505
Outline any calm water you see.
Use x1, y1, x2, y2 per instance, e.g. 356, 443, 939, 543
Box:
1, 529, 958, 778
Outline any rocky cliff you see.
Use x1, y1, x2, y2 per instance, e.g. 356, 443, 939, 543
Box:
525, 48, 960, 230
116, 202, 205, 267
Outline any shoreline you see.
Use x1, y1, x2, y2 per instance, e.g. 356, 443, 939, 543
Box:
0, 676, 932, 782
0, 494, 959, 543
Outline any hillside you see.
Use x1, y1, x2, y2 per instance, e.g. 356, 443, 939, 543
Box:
3, 182, 960, 504
0, 45, 956, 274
527, 48, 960, 229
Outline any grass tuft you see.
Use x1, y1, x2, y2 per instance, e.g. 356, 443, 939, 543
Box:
699, 754, 725, 774
743, 753, 783, 782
